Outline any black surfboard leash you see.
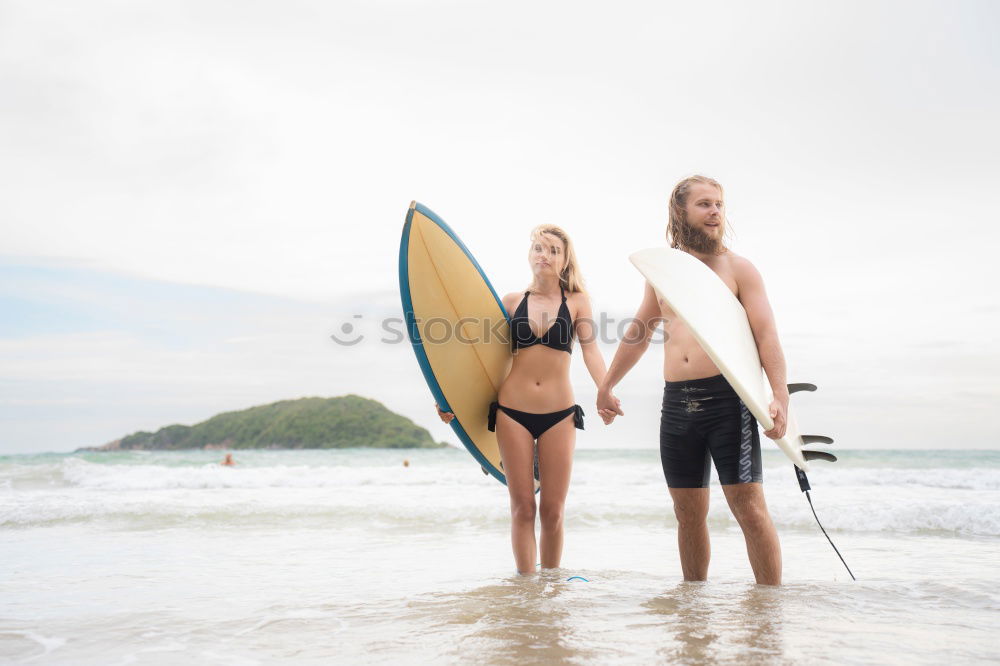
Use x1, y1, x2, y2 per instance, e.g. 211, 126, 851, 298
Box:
787, 382, 855, 580
795, 466, 856, 581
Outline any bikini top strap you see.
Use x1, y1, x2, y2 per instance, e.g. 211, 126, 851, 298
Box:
560, 285, 566, 302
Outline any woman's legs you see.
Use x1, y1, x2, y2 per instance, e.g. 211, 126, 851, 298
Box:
536, 415, 576, 569
496, 409, 540, 574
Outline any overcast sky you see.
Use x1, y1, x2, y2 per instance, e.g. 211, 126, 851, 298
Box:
2, 0, 998, 454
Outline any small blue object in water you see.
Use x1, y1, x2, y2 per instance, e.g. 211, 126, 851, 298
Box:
566, 576, 589, 582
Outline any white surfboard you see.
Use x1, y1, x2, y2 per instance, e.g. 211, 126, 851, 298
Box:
629, 247, 811, 470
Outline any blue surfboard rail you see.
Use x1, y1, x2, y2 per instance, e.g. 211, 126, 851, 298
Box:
399, 202, 511, 486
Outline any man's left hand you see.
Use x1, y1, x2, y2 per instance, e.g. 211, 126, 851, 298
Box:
764, 397, 788, 440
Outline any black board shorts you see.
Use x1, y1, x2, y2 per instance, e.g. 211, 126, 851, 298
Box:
659, 374, 763, 488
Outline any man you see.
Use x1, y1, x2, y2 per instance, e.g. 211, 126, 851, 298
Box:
597, 175, 787, 585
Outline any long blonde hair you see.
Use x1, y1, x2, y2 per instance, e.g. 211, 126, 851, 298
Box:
667, 175, 731, 251
527, 225, 585, 293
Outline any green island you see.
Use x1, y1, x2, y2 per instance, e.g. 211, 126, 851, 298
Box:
76, 395, 449, 451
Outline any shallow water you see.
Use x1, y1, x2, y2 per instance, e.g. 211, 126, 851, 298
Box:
1, 448, 998, 664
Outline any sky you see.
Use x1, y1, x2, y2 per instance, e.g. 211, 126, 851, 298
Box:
1, 0, 998, 454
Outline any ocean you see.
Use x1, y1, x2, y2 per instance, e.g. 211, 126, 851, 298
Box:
1, 448, 998, 664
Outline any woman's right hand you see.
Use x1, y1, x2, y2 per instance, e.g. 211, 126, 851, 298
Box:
596, 390, 623, 425
435, 403, 455, 424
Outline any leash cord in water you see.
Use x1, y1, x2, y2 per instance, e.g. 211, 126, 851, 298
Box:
805, 489, 856, 581
796, 466, 856, 581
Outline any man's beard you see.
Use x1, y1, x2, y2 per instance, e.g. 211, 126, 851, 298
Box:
676, 219, 724, 254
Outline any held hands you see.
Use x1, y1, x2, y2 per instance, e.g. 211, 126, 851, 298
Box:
435, 403, 455, 424
596, 389, 624, 425
764, 396, 788, 440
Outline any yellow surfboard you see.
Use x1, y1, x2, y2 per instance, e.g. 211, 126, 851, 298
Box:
399, 202, 513, 485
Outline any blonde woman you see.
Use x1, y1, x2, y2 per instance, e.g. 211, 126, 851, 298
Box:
438, 225, 609, 574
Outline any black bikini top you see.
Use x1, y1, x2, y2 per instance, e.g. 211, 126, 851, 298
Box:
510, 286, 574, 354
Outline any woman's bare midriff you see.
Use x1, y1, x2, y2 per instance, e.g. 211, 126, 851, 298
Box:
497, 346, 574, 413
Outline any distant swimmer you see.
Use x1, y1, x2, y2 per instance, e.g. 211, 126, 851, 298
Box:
403, 459, 410, 467
221, 453, 235, 466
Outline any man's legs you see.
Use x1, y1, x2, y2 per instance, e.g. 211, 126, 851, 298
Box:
703, 386, 777, 585
722, 482, 781, 585
669, 487, 710, 581
661, 379, 715, 581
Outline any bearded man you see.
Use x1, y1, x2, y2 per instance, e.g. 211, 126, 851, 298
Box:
597, 175, 788, 586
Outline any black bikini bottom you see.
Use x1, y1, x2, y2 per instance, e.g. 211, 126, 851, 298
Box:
488, 402, 585, 440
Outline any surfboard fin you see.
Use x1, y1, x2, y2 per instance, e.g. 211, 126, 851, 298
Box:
788, 383, 817, 394
801, 434, 834, 446
802, 450, 837, 463
481, 466, 489, 476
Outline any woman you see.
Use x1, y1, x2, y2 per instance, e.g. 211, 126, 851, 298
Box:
437, 225, 609, 574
